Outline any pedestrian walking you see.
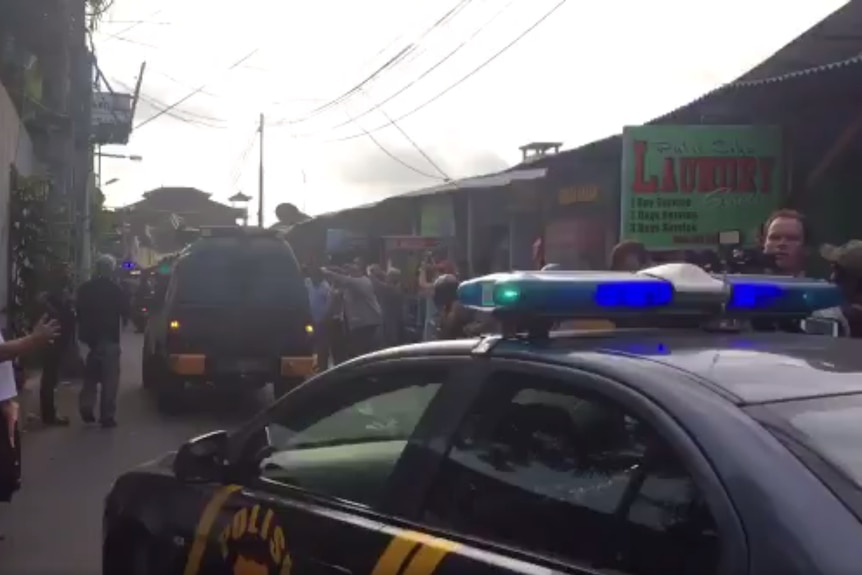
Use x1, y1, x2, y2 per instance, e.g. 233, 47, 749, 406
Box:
75, 255, 129, 428
322, 260, 382, 359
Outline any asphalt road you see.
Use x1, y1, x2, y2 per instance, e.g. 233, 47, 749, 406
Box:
0, 329, 270, 575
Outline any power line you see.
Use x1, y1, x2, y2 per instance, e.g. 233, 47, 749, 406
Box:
98, 7, 166, 42
317, 0, 568, 144
311, 0, 519, 136
344, 107, 445, 181
111, 77, 228, 128
360, 89, 451, 180
273, 0, 476, 127
229, 131, 259, 188
134, 49, 259, 130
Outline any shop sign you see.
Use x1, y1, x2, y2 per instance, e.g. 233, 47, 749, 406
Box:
91, 91, 133, 145
620, 125, 782, 249
420, 197, 455, 237
558, 185, 598, 206
383, 236, 444, 251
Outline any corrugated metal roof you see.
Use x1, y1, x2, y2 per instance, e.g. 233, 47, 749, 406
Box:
304, 167, 547, 222
736, 1, 862, 82
654, 52, 862, 123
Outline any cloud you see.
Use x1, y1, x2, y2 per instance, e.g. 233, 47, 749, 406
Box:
336, 143, 509, 192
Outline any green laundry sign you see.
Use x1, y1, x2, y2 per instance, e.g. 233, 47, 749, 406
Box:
620, 125, 783, 250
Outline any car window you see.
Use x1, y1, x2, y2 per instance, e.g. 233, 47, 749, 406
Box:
175, 239, 304, 306
422, 370, 720, 575
261, 368, 445, 506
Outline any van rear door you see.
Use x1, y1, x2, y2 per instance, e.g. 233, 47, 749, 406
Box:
167, 237, 313, 360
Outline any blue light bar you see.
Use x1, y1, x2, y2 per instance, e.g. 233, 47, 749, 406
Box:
457, 266, 845, 321
457, 271, 675, 316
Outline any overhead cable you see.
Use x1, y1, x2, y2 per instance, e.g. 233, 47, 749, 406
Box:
134, 49, 259, 130
316, 0, 569, 144
229, 131, 260, 188
344, 107, 445, 181
360, 89, 451, 180
312, 0, 519, 135
274, 0, 475, 126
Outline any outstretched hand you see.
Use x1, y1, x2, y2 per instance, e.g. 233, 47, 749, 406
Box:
31, 315, 61, 345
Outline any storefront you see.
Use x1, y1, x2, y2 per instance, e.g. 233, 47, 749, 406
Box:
539, 141, 621, 269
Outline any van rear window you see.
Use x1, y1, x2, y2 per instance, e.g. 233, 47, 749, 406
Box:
174, 239, 304, 306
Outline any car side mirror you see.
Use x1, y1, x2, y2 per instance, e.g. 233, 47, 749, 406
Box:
173, 430, 229, 483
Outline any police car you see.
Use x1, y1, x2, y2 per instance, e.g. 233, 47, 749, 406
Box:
104, 264, 862, 575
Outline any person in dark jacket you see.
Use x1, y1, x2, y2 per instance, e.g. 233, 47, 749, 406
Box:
76, 255, 129, 428
37, 269, 77, 425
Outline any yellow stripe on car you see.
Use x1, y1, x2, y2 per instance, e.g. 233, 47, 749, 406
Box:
371, 530, 461, 575
182, 484, 242, 575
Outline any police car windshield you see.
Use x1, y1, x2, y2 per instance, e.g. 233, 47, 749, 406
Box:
759, 394, 862, 495
175, 237, 303, 306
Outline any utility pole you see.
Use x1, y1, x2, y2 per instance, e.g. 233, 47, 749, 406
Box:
258, 113, 265, 228
129, 61, 147, 128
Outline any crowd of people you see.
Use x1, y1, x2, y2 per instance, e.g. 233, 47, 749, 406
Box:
303, 255, 475, 369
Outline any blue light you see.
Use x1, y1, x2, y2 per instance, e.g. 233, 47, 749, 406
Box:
724, 276, 843, 314
595, 282, 673, 308
122, 260, 136, 270
457, 271, 674, 316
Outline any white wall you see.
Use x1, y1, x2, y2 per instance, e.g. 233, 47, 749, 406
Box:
0, 84, 36, 328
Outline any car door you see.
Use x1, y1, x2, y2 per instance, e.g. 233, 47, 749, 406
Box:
183, 357, 479, 575
408, 360, 747, 575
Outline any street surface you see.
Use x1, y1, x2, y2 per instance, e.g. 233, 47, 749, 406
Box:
0, 329, 270, 574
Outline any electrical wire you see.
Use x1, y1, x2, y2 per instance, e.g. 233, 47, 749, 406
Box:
344, 107, 445, 181
318, 0, 568, 144
360, 89, 451, 180
111, 77, 228, 128
309, 0, 519, 135
273, 0, 476, 126
134, 49, 259, 130
99, 7, 166, 42
229, 131, 259, 188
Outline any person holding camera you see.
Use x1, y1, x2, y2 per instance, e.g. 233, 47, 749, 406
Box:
813, 240, 862, 337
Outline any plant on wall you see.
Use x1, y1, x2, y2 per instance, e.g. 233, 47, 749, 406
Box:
8, 172, 64, 337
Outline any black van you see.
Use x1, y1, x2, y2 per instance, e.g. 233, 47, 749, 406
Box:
142, 227, 315, 412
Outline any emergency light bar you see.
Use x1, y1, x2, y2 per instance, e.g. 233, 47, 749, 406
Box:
457, 263, 843, 320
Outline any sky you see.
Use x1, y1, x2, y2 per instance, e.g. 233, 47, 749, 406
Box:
93, 0, 848, 223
